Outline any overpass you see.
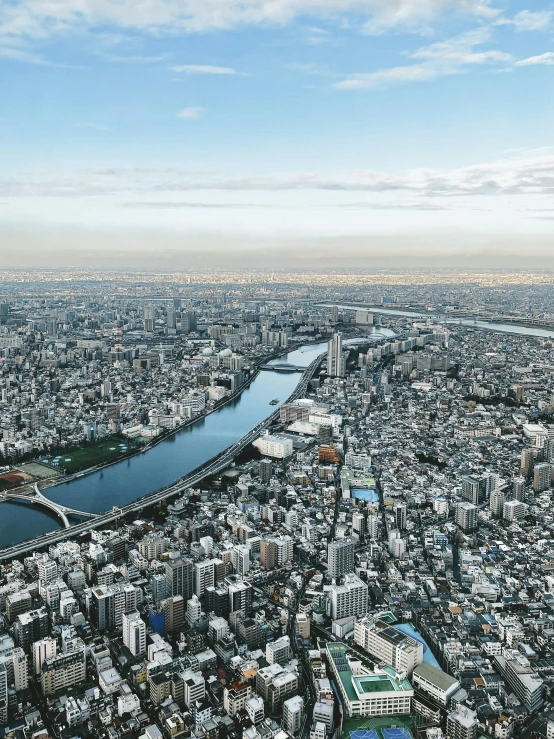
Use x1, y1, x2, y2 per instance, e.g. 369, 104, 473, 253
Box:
1, 484, 100, 529
0, 353, 324, 562
259, 363, 305, 373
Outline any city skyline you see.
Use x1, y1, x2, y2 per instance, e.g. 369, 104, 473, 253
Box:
1, 0, 553, 267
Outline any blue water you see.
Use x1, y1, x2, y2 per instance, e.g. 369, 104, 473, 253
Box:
351, 488, 379, 503
394, 623, 440, 668
0, 342, 329, 549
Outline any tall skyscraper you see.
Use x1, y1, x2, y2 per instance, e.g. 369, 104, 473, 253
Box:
259, 458, 273, 485
533, 462, 551, 493
327, 333, 345, 378
512, 476, 526, 501
122, 611, 146, 657
166, 303, 176, 330
489, 489, 505, 518
182, 310, 197, 334
455, 502, 477, 533
164, 557, 193, 601
394, 503, 407, 530
0, 663, 7, 725
327, 539, 354, 578
143, 303, 155, 333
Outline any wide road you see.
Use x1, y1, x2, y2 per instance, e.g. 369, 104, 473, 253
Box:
0, 354, 324, 562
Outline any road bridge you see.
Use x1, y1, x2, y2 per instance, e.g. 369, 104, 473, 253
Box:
259, 363, 305, 372
0, 353, 324, 562
2, 484, 101, 528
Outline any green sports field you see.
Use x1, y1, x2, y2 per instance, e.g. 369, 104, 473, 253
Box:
43, 439, 135, 474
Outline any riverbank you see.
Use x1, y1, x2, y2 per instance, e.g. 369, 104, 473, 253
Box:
30, 345, 296, 494
0, 350, 326, 558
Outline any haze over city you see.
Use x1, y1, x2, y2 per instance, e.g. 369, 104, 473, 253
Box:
1, 0, 554, 267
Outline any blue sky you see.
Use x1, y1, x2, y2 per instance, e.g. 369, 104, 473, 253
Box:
1, 0, 554, 267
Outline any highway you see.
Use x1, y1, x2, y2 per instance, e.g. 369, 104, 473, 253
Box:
0, 353, 324, 562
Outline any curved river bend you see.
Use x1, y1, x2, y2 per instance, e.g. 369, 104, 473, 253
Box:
0, 334, 392, 550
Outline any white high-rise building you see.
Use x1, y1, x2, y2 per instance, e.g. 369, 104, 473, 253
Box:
327, 539, 354, 578
354, 616, 423, 675
186, 595, 202, 627
0, 663, 7, 725
122, 612, 146, 657
33, 637, 58, 676
232, 545, 251, 576
266, 636, 291, 666
503, 499, 527, 522
490, 489, 505, 518
283, 695, 304, 735
37, 555, 57, 585
194, 560, 215, 597
327, 333, 345, 378
328, 573, 368, 620
12, 648, 28, 691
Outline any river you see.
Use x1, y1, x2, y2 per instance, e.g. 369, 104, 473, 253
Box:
320, 304, 554, 340
0, 333, 392, 550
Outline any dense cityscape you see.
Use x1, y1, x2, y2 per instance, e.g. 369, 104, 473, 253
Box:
0, 270, 554, 739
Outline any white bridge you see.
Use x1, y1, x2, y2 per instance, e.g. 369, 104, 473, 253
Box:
1, 483, 100, 529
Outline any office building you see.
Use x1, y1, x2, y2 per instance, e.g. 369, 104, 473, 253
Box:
164, 557, 193, 602
446, 706, 478, 739
186, 595, 202, 628
503, 499, 527, 522
227, 577, 252, 614
259, 459, 273, 484
494, 652, 544, 713
513, 476, 526, 501
143, 303, 155, 333
455, 502, 477, 533
224, 681, 252, 717
41, 638, 86, 696
328, 574, 368, 620
253, 433, 293, 459
489, 488, 505, 518
122, 612, 146, 657
37, 555, 57, 585
283, 695, 304, 735
14, 608, 49, 651
162, 596, 185, 634
533, 462, 551, 492
246, 695, 265, 725
12, 648, 29, 691
0, 664, 7, 725
182, 310, 197, 334
327, 539, 354, 578
232, 546, 250, 576
33, 637, 57, 676
394, 503, 407, 530
327, 333, 345, 378
266, 636, 291, 666
194, 560, 215, 598
461, 476, 482, 506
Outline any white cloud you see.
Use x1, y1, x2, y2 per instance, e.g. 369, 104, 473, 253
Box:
0, 0, 499, 43
516, 51, 554, 67
334, 27, 511, 89
176, 106, 205, 119
496, 10, 553, 32
171, 64, 237, 74
2, 151, 554, 198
